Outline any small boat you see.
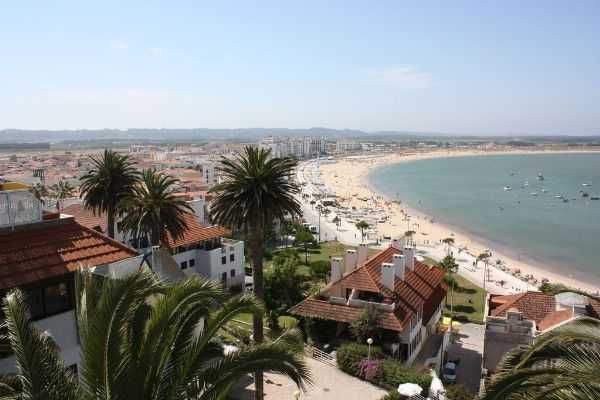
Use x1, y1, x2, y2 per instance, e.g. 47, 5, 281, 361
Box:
591, 197, 600, 201
563, 198, 569, 203
537, 172, 544, 181
541, 189, 548, 193
582, 183, 592, 187
504, 186, 512, 191
523, 180, 529, 187
530, 192, 538, 196
582, 192, 590, 198
555, 195, 563, 199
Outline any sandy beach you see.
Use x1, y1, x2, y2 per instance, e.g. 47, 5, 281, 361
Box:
303, 149, 600, 296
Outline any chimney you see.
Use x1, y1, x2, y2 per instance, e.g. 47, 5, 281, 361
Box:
330, 257, 344, 297
393, 254, 405, 280
381, 263, 396, 291
392, 237, 405, 250
345, 249, 357, 272
330, 257, 343, 283
357, 243, 368, 265
404, 247, 415, 271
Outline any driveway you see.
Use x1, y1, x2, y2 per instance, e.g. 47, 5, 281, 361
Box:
232, 357, 387, 400
446, 323, 485, 394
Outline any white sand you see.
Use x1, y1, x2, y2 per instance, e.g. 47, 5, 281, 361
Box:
303, 149, 600, 295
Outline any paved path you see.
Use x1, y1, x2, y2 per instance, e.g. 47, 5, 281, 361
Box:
446, 323, 485, 394
231, 357, 387, 400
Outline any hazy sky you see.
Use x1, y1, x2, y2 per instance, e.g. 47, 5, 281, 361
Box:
1, 1, 599, 135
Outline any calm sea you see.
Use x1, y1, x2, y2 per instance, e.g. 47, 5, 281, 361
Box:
369, 153, 600, 285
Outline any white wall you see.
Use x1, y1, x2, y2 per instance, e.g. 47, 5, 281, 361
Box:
173, 240, 245, 288
0, 310, 80, 373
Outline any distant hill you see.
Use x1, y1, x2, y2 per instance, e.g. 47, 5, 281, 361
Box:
0, 128, 436, 144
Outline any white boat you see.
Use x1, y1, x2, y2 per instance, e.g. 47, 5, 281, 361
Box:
537, 172, 544, 181
555, 195, 563, 199
530, 192, 538, 196
504, 186, 512, 191
541, 189, 548, 193
582, 183, 592, 187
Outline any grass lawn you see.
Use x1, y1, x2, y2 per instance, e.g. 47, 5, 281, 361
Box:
419, 255, 486, 323
444, 274, 486, 324
231, 312, 298, 332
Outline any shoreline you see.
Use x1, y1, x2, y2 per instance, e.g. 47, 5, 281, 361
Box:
315, 149, 600, 295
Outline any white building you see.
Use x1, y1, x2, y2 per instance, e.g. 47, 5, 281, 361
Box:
259, 136, 326, 159
0, 181, 142, 373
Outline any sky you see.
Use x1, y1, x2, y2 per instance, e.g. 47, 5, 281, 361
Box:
0, 1, 599, 135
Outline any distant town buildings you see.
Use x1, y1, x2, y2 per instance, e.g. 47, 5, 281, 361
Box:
259, 136, 326, 159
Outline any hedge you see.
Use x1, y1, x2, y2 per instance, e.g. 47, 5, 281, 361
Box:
336, 343, 431, 394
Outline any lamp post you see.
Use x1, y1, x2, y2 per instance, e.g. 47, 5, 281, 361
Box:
367, 337, 374, 361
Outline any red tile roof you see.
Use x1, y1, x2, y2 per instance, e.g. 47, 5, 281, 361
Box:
163, 212, 230, 249
538, 308, 574, 331
490, 291, 559, 329
289, 298, 404, 331
63, 204, 229, 249
0, 217, 138, 290
62, 203, 108, 232
290, 245, 447, 332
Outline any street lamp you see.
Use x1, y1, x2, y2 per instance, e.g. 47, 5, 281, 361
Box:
367, 337, 374, 360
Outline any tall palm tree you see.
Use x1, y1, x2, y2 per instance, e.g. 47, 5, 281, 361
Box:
209, 146, 301, 400
29, 183, 49, 205
482, 317, 600, 400
49, 179, 75, 211
356, 220, 370, 242
0, 270, 310, 400
119, 169, 193, 247
442, 237, 455, 255
79, 149, 140, 238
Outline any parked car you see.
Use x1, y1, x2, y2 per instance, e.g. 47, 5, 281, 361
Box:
443, 361, 458, 384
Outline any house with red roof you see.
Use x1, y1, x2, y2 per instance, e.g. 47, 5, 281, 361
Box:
0, 181, 142, 373
62, 197, 244, 290
290, 239, 448, 364
484, 290, 599, 374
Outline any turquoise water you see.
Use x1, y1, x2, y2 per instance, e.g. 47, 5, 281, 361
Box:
369, 153, 600, 285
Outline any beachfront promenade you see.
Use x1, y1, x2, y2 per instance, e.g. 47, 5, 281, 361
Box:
297, 158, 532, 296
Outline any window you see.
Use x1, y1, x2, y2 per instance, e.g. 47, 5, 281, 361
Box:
181, 261, 188, 270
230, 269, 236, 278
44, 283, 70, 315
189, 259, 195, 268
221, 272, 227, 284
25, 280, 73, 320
230, 253, 235, 262
221, 256, 227, 265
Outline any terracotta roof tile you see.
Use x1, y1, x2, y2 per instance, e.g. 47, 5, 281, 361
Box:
490, 291, 556, 327
163, 213, 231, 248
289, 298, 404, 331
0, 218, 138, 290
538, 308, 574, 332
292, 245, 447, 332
62, 204, 107, 232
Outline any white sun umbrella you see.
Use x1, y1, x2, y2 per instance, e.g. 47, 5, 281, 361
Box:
429, 370, 446, 399
397, 382, 422, 397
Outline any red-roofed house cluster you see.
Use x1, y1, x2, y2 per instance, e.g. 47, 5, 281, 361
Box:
290, 239, 448, 364
484, 290, 600, 374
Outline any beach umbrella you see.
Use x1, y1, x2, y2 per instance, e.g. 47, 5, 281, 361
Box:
397, 383, 422, 397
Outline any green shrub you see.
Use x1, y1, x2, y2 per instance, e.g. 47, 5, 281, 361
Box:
445, 384, 475, 400
309, 260, 330, 281
336, 343, 383, 375
380, 359, 432, 392
379, 391, 400, 400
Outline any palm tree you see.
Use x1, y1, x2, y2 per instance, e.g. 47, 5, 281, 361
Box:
0, 270, 311, 400
49, 179, 75, 211
477, 251, 492, 304
442, 237, 455, 255
356, 220, 370, 242
332, 216, 341, 231
209, 146, 302, 400
29, 183, 49, 205
482, 317, 600, 400
404, 230, 416, 246
79, 149, 140, 238
119, 169, 193, 247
